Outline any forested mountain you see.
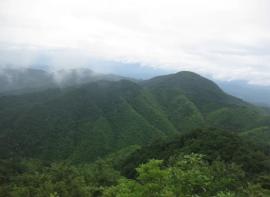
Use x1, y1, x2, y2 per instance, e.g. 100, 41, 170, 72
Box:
120, 129, 270, 178
0, 80, 178, 162
0, 68, 55, 94
0, 68, 127, 95
143, 71, 244, 112
0, 71, 270, 196
2, 71, 269, 162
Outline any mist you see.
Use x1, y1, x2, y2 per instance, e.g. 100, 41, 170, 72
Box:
0, 65, 138, 95
1, 0, 270, 86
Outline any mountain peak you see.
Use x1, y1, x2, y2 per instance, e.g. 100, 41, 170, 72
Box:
175, 70, 201, 76
143, 71, 244, 112
143, 71, 219, 90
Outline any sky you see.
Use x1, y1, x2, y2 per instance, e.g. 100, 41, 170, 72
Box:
0, 0, 270, 85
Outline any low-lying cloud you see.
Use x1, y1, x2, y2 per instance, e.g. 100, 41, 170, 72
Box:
0, 0, 270, 85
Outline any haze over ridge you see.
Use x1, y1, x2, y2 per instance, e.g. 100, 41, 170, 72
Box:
1, 0, 270, 86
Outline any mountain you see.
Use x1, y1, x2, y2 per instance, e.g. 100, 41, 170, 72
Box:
0, 67, 129, 96
1, 70, 270, 196
54, 68, 132, 87
142, 71, 269, 132
0, 68, 55, 94
240, 126, 270, 149
0, 80, 178, 162
143, 71, 246, 113
1, 71, 270, 164
217, 80, 270, 107
120, 129, 270, 178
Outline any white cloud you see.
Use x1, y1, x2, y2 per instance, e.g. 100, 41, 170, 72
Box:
0, 0, 270, 85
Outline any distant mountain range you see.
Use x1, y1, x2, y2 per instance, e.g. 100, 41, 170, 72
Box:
217, 80, 270, 107
0, 67, 130, 95
1, 67, 269, 108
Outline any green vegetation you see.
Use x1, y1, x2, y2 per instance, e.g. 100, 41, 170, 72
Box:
120, 129, 270, 179
240, 127, 270, 150
0, 71, 270, 196
0, 81, 178, 162
105, 154, 263, 197
1, 150, 269, 196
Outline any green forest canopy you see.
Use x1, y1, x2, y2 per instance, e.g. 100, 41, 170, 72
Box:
0, 71, 270, 196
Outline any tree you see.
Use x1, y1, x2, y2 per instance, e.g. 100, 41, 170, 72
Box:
104, 154, 246, 197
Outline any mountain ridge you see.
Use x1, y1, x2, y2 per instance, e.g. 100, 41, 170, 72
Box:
0, 70, 269, 163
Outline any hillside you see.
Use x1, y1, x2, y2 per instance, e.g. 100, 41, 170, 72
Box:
1, 71, 270, 196
0, 71, 270, 163
143, 71, 269, 132
0, 68, 55, 94
0, 67, 128, 96
143, 71, 245, 112
1, 129, 270, 197
0, 80, 178, 162
218, 80, 270, 107
120, 129, 270, 178
240, 126, 270, 149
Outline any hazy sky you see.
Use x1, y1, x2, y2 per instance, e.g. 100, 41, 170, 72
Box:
0, 0, 270, 85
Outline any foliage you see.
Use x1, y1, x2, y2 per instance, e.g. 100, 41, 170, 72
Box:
104, 154, 262, 197
120, 129, 270, 178
240, 127, 270, 150
1, 71, 270, 196
0, 159, 121, 197
1, 71, 270, 164
206, 107, 264, 132
0, 81, 176, 162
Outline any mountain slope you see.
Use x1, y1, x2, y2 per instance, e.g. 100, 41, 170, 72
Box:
0, 80, 177, 162
143, 71, 245, 113
120, 129, 270, 178
0, 68, 130, 96
240, 126, 270, 149
142, 71, 270, 132
218, 80, 270, 107
0, 71, 270, 163
1, 71, 270, 197
0, 68, 56, 94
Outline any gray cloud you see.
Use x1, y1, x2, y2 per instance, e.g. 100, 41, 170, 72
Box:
0, 0, 270, 85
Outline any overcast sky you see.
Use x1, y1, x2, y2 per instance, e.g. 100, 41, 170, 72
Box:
0, 0, 270, 85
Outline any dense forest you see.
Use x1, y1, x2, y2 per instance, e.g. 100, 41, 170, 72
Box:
0, 71, 270, 196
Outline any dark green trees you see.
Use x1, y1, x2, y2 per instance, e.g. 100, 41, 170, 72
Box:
105, 154, 268, 197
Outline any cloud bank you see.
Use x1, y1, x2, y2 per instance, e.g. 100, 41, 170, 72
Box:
0, 0, 270, 85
